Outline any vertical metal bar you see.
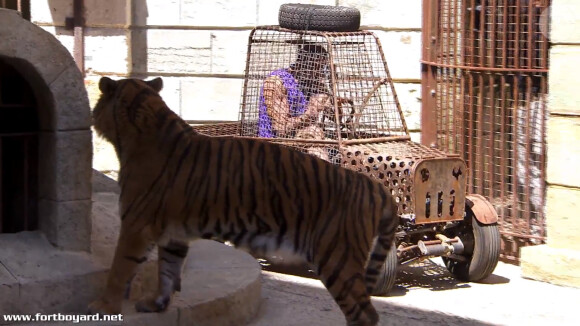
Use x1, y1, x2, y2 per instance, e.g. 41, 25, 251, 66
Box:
0, 136, 3, 234
476, 73, 484, 194
22, 136, 29, 230
499, 74, 507, 221
512, 69, 519, 219
523, 75, 532, 235
514, 0, 521, 69
326, 35, 343, 148
479, 0, 486, 67
72, 0, 85, 75
421, 0, 439, 147
488, 73, 495, 199
467, 73, 475, 193
502, 0, 508, 68
538, 75, 547, 237
469, 0, 475, 66
490, 0, 497, 67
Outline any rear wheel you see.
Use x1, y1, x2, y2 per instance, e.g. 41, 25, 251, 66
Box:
372, 242, 398, 295
442, 206, 501, 282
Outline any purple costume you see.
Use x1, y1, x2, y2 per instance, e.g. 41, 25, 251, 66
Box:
258, 69, 307, 138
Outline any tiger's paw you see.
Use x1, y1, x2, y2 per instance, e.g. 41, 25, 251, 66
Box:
88, 298, 121, 315
135, 295, 170, 313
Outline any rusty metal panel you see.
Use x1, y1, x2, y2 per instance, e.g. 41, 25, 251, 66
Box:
422, 0, 550, 261
340, 141, 466, 221
413, 158, 467, 224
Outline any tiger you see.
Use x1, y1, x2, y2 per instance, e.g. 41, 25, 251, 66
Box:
88, 76, 399, 326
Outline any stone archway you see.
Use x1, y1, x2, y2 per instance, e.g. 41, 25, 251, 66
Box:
0, 9, 92, 251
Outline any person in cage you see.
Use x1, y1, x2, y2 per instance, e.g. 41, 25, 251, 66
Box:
258, 44, 332, 160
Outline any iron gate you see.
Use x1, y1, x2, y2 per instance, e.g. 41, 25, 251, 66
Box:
422, 0, 550, 261
0, 60, 39, 233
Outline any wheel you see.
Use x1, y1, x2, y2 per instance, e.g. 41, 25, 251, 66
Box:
371, 242, 398, 295
278, 4, 361, 32
442, 205, 501, 282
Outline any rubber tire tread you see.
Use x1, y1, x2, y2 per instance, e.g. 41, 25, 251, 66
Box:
372, 242, 398, 296
278, 4, 361, 32
444, 215, 501, 282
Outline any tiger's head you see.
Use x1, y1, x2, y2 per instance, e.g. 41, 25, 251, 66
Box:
92, 76, 165, 152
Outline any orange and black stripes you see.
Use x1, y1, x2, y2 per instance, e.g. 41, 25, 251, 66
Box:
92, 77, 398, 326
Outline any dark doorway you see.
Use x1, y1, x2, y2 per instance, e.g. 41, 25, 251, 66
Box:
0, 59, 39, 233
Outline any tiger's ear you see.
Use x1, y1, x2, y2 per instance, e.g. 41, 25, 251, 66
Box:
99, 77, 117, 94
147, 77, 163, 92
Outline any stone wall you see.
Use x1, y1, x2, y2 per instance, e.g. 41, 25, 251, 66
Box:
520, 0, 580, 288
29, 0, 423, 174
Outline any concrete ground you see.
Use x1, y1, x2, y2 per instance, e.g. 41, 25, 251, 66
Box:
249, 259, 580, 326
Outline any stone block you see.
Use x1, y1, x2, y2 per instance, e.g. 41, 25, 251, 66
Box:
373, 31, 422, 80
0, 9, 74, 86
546, 116, 580, 187
84, 28, 130, 74
546, 186, 580, 251
521, 244, 580, 288
181, 78, 243, 121
340, 0, 422, 29
180, 0, 257, 27
39, 130, 93, 202
18, 266, 107, 315
84, 0, 128, 26
394, 83, 422, 131
32, 0, 128, 26
257, 0, 335, 25
145, 0, 181, 26
30, 0, 71, 24
550, 0, 580, 44
0, 263, 18, 315
49, 65, 92, 131
39, 199, 92, 252
211, 30, 252, 75
147, 29, 212, 74
548, 46, 580, 115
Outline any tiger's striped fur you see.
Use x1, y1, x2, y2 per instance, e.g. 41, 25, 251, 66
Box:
88, 77, 398, 326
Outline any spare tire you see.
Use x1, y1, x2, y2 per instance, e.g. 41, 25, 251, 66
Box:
279, 4, 361, 32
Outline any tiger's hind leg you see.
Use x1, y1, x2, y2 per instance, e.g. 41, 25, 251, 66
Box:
88, 227, 153, 315
315, 254, 379, 326
135, 240, 189, 312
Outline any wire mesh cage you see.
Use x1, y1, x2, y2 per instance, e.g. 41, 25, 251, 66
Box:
239, 26, 408, 162
422, 0, 550, 261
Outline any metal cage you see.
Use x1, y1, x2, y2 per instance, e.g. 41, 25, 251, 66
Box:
422, 0, 550, 261
238, 26, 408, 159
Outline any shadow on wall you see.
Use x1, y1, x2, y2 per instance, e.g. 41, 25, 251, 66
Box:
46, 0, 149, 76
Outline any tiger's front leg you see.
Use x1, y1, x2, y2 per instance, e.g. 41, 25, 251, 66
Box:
88, 227, 153, 315
135, 240, 189, 312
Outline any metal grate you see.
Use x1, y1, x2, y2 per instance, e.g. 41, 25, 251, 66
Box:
422, 0, 550, 261
238, 26, 408, 162
0, 60, 39, 233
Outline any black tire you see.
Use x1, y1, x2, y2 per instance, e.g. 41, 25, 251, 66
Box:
278, 4, 361, 32
442, 209, 501, 282
372, 242, 398, 296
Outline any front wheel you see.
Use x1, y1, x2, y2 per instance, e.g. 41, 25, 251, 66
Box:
442, 207, 501, 282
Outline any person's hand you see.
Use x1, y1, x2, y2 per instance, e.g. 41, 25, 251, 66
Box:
306, 94, 331, 116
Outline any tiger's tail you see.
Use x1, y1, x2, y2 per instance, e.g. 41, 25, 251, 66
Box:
364, 194, 399, 295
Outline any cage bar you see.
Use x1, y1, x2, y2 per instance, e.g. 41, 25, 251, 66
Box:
422, 0, 550, 261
